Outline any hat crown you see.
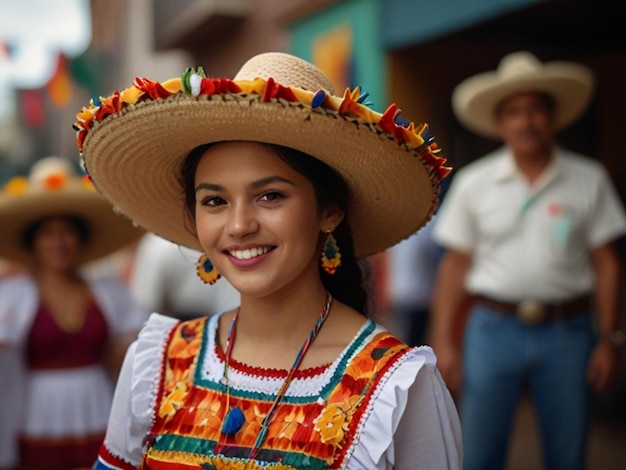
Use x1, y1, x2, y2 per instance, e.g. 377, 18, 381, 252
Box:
28, 156, 76, 187
497, 51, 543, 79
233, 52, 336, 95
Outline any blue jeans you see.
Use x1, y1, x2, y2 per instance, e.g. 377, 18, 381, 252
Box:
461, 304, 595, 470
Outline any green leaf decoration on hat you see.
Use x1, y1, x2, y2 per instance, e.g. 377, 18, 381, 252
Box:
182, 66, 207, 96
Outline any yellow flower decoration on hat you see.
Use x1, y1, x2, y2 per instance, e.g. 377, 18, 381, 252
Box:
80, 174, 95, 190
2, 177, 29, 196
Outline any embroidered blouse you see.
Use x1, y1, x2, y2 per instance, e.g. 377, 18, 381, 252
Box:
98, 313, 462, 469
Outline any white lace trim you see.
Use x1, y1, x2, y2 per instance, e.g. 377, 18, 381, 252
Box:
199, 312, 380, 397
345, 346, 436, 468
129, 313, 179, 452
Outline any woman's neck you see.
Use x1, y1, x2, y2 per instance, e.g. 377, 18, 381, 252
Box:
236, 283, 329, 345
32, 267, 81, 287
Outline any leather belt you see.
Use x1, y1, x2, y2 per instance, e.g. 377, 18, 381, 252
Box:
474, 294, 592, 326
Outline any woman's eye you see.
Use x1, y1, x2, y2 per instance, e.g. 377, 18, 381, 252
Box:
259, 190, 285, 202
201, 196, 226, 207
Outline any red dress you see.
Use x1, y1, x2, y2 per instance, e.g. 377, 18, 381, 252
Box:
19, 301, 109, 469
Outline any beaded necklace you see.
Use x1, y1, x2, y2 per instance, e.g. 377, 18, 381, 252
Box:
218, 292, 333, 460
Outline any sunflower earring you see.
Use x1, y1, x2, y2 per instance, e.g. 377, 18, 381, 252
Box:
321, 231, 341, 275
196, 253, 221, 284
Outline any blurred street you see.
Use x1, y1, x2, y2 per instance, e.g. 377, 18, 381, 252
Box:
508, 395, 626, 469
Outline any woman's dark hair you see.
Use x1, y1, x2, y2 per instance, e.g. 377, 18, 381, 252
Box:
181, 142, 370, 316
22, 215, 91, 249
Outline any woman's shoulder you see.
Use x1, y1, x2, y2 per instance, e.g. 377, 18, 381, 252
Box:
134, 312, 224, 360
132, 313, 181, 366
0, 274, 33, 292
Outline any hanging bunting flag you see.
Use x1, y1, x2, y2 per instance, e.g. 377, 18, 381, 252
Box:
47, 53, 73, 108
21, 89, 45, 128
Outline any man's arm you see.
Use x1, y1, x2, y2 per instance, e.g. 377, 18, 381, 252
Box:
429, 249, 472, 395
587, 241, 624, 391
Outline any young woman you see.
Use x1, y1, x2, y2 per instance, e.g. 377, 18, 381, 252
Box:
0, 157, 147, 469
75, 52, 461, 469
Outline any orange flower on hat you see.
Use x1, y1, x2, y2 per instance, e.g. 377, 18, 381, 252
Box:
43, 174, 68, 190
3, 176, 29, 196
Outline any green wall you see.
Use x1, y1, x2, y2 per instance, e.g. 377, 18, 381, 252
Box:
289, 0, 387, 111
381, 0, 540, 48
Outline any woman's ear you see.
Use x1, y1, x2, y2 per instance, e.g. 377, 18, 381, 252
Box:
321, 204, 345, 232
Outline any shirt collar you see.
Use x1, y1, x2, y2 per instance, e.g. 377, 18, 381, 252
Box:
493, 146, 565, 186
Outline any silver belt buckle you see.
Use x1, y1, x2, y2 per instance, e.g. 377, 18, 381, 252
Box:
516, 300, 546, 326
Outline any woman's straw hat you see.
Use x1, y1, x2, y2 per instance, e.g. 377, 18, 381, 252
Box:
75, 52, 449, 257
452, 51, 595, 139
0, 156, 144, 265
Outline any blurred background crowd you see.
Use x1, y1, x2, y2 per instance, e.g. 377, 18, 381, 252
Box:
1, 0, 625, 469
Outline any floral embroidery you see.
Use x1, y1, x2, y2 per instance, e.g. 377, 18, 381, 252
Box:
144, 317, 410, 469
313, 395, 363, 447
159, 381, 189, 420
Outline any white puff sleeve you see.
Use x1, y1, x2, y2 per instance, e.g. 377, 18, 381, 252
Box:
347, 347, 462, 469
100, 313, 178, 467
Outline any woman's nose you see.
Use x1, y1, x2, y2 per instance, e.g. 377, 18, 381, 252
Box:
225, 202, 259, 238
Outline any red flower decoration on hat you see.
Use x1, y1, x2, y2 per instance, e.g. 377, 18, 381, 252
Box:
95, 92, 123, 121
379, 104, 410, 144
262, 77, 298, 103
200, 77, 242, 95
43, 174, 68, 190
133, 77, 175, 100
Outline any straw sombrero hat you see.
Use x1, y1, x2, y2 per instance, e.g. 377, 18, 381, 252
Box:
452, 51, 595, 139
74, 52, 449, 257
0, 156, 144, 265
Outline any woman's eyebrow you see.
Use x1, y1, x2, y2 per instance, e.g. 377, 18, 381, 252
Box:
195, 176, 297, 193
195, 182, 222, 193
250, 175, 297, 189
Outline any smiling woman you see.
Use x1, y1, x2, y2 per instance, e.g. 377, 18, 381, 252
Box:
76, 52, 461, 469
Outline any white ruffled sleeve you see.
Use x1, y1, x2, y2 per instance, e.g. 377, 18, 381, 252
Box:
0, 276, 38, 345
101, 313, 178, 467
348, 347, 462, 470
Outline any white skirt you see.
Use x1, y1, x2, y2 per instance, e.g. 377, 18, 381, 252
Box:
21, 364, 114, 437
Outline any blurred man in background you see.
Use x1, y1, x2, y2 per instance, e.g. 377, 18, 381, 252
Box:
430, 51, 626, 470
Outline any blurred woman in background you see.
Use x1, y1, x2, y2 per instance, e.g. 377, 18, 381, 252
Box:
0, 156, 147, 469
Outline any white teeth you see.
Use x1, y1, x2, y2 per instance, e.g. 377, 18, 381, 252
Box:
230, 246, 271, 260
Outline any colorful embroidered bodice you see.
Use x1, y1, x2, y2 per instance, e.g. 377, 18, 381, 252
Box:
141, 315, 411, 469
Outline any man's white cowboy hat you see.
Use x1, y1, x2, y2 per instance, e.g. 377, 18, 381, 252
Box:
452, 51, 595, 139
0, 156, 144, 265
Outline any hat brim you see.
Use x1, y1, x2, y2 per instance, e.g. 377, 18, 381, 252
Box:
0, 181, 144, 265
452, 62, 594, 139
83, 94, 439, 258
